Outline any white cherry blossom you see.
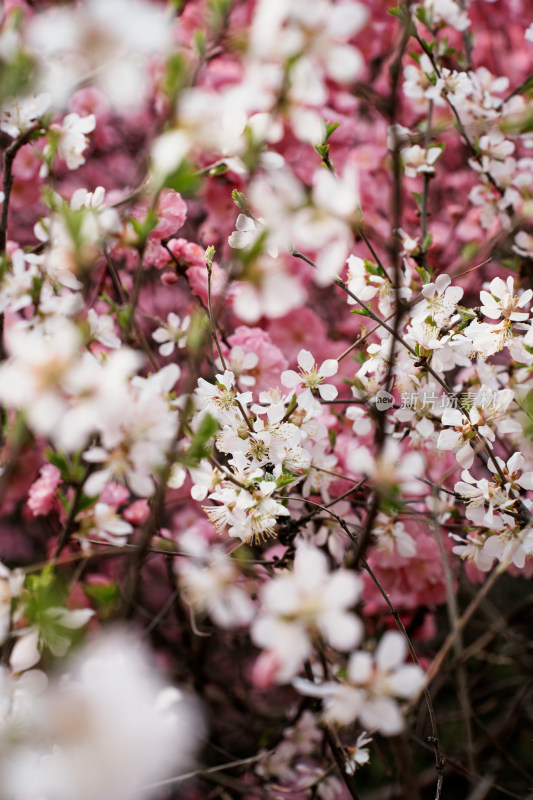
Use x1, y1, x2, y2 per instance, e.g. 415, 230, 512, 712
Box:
294, 631, 424, 735
479, 276, 532, 321
282, 349, 338, 402
152, 313, 190, 357
251, 542, 363, 683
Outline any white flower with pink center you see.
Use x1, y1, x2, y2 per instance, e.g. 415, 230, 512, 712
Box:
281, 349, 338, 403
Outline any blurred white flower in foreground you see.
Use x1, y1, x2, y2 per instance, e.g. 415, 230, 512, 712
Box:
1, 630, 204, 800
27, 0, 173, 108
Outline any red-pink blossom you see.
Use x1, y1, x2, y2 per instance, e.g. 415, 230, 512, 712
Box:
27, 464, 62, 517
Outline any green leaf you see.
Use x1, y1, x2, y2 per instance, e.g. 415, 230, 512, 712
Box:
185, 413, 220, 465
163, 161, 200, 196
460, 241, 479, 261
84, 582, 121, 617
117, 305, 132, 330
129, 208, 158, 245
232, 189, 252, 216
415, 266, 432, 284
207, 0, 233, 30
415, 6, 428, 25
387, 4, 403, 19
275, 472, 299, 489
193, 28, 207, 58
422, 232, 433, 251
363, 259, 380, 276
163, 52, 188, 102
0, 51, 36, 108
323, 120, 340, 143
351, 308, 371, 316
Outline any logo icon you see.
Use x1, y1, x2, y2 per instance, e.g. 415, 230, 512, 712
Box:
375, 390, 394, 411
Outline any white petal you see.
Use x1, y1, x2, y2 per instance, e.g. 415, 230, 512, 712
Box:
517, 472, 533, 490
348, 651, 372, 683
319, 359, 339, 378
376, 631, 406, 671
456, 442, 475, 469
361, 697, 404, 736
281, 369, 301, 388
386, 665, 425, 698
318, 383, 338, 401
297, 349, 315, 372
441, 408, 463, 425
323, 612, 363, 651
436, 429, 462, 450
10, 629, 41, 672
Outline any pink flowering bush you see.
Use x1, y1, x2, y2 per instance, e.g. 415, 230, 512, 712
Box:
1, 0, 533, 797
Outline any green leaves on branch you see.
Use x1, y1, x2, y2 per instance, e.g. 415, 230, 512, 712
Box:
46, 449, 84, 485
314, 119, 341, 173
182, 413, 219, 467
162, 53, 188, 104
232, 189, 252, 216
415, 265, 431, 284
163, 160, 201, 196
206, 0, 234, 32
83, 582, 121, 619
0, 51, 36, 108
128, 209, 158, 249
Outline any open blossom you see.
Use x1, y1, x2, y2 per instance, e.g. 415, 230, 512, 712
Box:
27, 464, 62, 517
411, 274, 463, 327
454, 469, 513, 528
281, 349, 338, 402
450, 531, 496, 571
228, 213, 279, 258
205, 480, 290, 542
42, 113, 96, 175
374, 514, 417, 558
0, 93, 51, 138
175, 529, 255, 628
195, 369, 253, 425
152, 313, 190, 357
87, 309, 121, 349
251, 542, 363, 684
294, 631, 425, 735
437, 387, 517, 468
420, 0, 470, 31
401, 144, 443, 177
345, 731, 372, 775
76, 502, 134, 547
512, 231, 533, 258
479, 276, 532, 321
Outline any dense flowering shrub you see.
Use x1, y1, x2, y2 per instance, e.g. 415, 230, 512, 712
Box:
1, 0, 533, 797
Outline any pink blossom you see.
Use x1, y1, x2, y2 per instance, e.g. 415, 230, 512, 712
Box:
123, 499, 150, 525
186, 260, 228, 306
153, 189, 188, 239
168, 238, 206, 268
27, 464, 61, 517
226, 326, 288, 393
99, 482, 130, 509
